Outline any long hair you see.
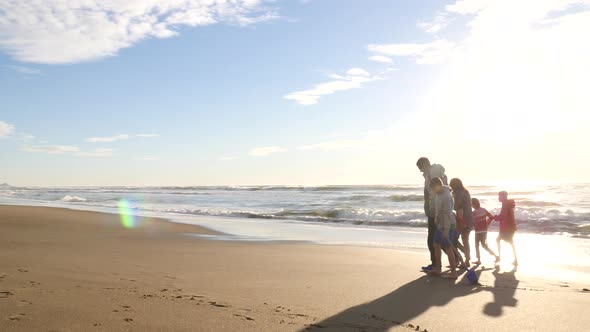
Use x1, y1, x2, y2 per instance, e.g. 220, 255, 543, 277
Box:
449, 178, 468, 193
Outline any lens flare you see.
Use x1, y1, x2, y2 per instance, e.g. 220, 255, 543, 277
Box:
118, 199, 136, 229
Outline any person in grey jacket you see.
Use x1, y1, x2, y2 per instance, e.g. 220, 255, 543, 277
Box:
416, 157, 448, 272
430, 177, 459, 279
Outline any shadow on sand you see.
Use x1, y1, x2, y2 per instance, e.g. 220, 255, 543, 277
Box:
484, 267, 519, 317
302, 267, 519, 332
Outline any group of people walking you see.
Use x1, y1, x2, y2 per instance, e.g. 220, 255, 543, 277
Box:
416, 157, 519, 279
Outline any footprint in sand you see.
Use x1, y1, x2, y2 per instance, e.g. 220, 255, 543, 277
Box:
233, 314, 255, 321
17, 269, 28, 273
209, 301, 229, 308
18, 300, 32, 307
9, 313, 26, 321
123, 318, 134, 322
0, 291, 14, 298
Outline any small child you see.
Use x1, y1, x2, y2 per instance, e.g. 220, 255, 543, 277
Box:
471, 198, 499, 265
494, 191, 518, 266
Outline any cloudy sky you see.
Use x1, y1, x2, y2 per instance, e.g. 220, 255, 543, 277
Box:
1, 0, 589, 186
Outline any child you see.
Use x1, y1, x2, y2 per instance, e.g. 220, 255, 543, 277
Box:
471, 198, 499, 265
494, 191, 518, 266
429, 177, 459, 279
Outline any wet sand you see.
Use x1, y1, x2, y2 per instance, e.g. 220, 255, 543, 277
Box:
1, 205, 589, 331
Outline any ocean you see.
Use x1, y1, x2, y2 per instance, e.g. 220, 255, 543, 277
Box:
1, 183, 589, 238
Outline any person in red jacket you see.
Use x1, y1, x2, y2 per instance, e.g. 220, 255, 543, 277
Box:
494, 191, 518, 266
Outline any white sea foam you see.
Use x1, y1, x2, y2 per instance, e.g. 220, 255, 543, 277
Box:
60, 195, 87, 202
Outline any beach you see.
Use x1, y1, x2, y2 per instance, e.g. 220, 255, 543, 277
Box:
1, 205, 589, 331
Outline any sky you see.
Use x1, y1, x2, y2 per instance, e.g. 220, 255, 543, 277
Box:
1, 0, 589, 186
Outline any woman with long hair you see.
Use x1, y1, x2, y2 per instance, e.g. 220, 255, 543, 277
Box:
450, 178, 473, 266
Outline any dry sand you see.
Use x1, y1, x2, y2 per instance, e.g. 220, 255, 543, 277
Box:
1, 205, 589, 331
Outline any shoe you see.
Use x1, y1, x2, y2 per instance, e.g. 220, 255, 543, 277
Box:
422, 265, 434, 272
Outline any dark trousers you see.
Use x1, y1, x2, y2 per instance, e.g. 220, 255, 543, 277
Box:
427, 216, 436, 265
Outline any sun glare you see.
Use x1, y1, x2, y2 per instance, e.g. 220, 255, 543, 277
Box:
117, 199, 137, 229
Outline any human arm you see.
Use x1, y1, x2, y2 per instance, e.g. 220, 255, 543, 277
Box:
455, 191, 467, 226
485, 210, 495, 225
440, 191, 454, 231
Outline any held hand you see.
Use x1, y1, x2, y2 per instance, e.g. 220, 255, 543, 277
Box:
456, 215, 466, 228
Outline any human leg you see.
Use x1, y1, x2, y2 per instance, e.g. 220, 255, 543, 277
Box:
509, 236, 518, 266
443, 245, 458, 279
433, 243, 442, 274
474, 233, 482, 264
427, 217, 436, 266
452, 227, 465, 265
480, 233, 499, 260
496, 235, 502, 261
461, 228, 471, 265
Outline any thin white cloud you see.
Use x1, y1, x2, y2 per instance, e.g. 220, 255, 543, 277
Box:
248, 146, 287, 156
368, 55, 393, 64
220, 156, 239, 161
21, 144, 114, 157
371, 0, 590, 68
0, 121, 15, 138
21, 145, 80, 154
298, 139, 366, 151
445, 0, 490, 14
6, 65, 42, 75
136, 134, 160, 138
368, 40, 456, 65
86, 134, 129, 143
137, 156, 157, 161
346, 68, 370, 76
0, 1, 277, 64
77, 148, 113, 157
284, 68, 381, 105
16, 133, 35, 141
417, 14, 453, 33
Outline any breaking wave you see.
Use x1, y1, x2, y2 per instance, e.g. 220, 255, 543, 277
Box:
60, 195, 87, 202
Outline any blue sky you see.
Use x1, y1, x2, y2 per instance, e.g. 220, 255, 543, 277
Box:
1, 0, 589, 186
